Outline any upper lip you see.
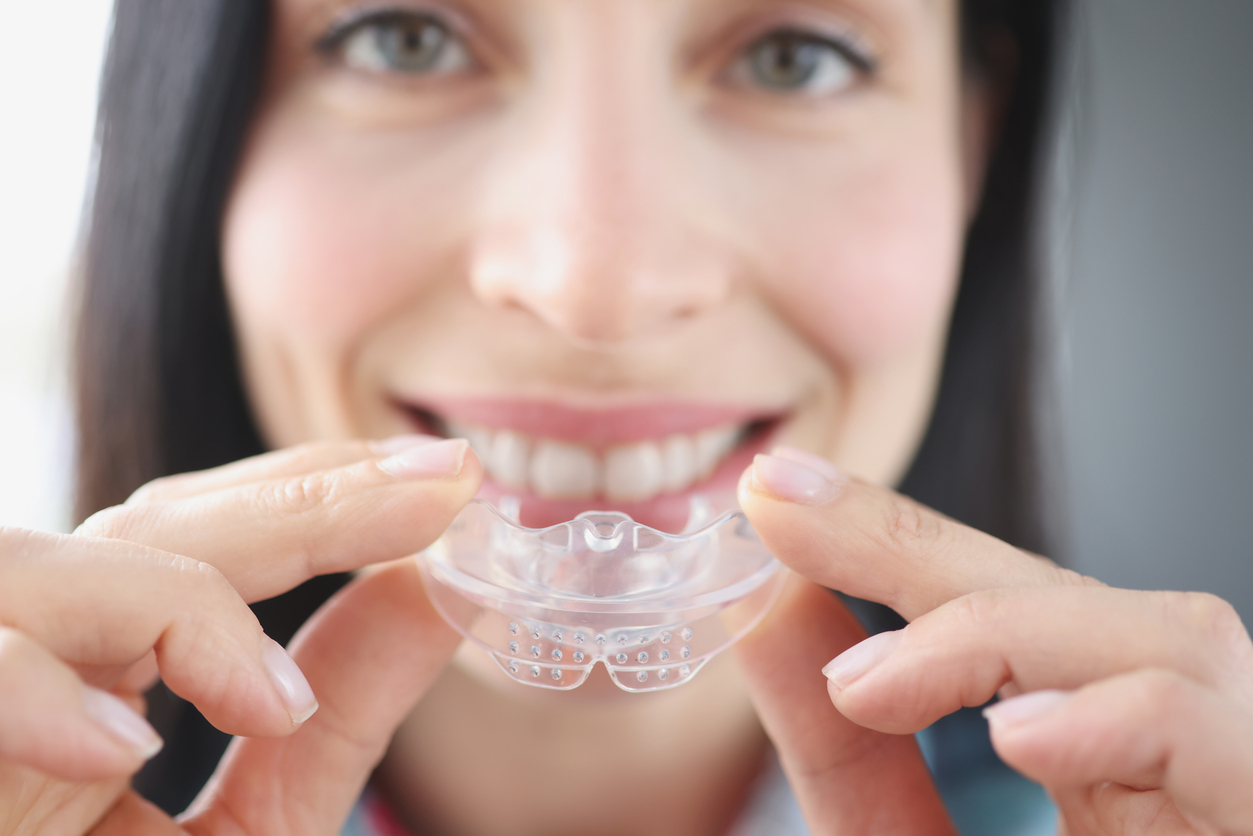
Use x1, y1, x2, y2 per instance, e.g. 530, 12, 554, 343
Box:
397, 396, 784, 446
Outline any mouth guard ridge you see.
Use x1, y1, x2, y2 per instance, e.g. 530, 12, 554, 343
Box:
417, 498, 785, 692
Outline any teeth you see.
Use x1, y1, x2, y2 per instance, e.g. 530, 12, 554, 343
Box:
694, 425, 740, 478
531, 441, 600, 499
660, 435, 696, 493
490, 430, 530, 491
445, 420, 747, 504
604, 442, 664, 502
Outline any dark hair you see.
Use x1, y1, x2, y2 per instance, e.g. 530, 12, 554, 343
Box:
76, 0, 1068, 814
905, 0, 1066, 559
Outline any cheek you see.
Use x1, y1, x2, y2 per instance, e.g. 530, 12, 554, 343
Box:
752, 147, 965, 368
221, 122, 466, 351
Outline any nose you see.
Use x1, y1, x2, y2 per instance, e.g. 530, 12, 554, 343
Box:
469, 24, 734, 344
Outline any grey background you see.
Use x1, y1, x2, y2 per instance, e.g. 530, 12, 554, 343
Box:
1056, 1, 1253, 619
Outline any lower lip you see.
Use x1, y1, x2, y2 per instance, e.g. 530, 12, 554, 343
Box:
467, 428, 775, 533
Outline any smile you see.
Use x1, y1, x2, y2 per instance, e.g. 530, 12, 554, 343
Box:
445, 422, 746, 502
397, 397, 783, 529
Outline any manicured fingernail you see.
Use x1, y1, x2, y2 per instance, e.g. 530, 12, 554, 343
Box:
262, 638, 319, 724
772, 446, 844, 481
751, 450, 843, 505
378, 438, 468, 480
82, 685, 164, 760
821, 629, 903, 691
371, 433, 442, 455
983, 690, 1070, 730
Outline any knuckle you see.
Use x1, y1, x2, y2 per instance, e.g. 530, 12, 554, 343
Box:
1039, 561, 1105, 589
125, 474, 185, 505
156, 558, 261, 656
164, 554, 236, 602
861, 665, 941, 729
1128, 668, 1194, 720
942, 589, 1013, 634
75, 504, 142, 541
873, 494, 953, 558
0, 526, 43, 559
1172, 591, 1242, 646
1070, 570, 1107, 589
789, 728, 893, 788
1171, 591, 1251, 658
161, 611, 259, 704
139, 551, 244, 617
257, 470, 351, 520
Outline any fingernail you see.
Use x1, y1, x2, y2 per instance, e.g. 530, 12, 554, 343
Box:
371, 433, 442, 455
262, 638, 319, 724
378, 438, 468, 480
772, 446, 844, 481
82, 685, 164, 760
983, 690, 1070, 730
821, 629, 903, 691
751, 450, 843, 505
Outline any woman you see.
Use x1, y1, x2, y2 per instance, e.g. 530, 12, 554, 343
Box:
2, 0, 1250, 834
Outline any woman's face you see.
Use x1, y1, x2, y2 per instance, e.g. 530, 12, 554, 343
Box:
225, 0, 989, 532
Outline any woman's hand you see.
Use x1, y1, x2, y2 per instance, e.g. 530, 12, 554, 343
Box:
734, 447, 1253, 836
0, 436, 481, 835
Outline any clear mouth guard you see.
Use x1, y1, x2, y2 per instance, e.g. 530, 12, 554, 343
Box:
417, 496, 784, 692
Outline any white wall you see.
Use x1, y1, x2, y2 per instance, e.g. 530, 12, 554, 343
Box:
0, 0, 111, 531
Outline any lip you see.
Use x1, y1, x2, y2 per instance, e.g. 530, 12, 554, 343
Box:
396, 396, 779, 448
393, 395, 785, 531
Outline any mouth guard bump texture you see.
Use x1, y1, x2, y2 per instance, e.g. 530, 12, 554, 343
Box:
418, 499, 784, 692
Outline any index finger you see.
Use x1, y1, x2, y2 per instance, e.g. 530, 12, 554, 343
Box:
737, 447, 1087, 621
79, 439, 482, 602
122, 436, 439, 505
183, 560, 462, 835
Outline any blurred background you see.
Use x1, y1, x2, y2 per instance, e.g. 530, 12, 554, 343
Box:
1, 2, 1251, 617
1051, 0, 1253, 619
0, 0, 108, 533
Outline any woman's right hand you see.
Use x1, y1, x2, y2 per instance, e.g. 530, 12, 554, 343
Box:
0, 436, 481, 835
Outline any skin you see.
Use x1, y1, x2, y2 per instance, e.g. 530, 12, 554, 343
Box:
223, 0, 969, 485
0, 1, 1250, 835
222, 0, 972, 831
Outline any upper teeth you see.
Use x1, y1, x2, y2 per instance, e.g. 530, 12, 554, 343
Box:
445, 421, 744, 502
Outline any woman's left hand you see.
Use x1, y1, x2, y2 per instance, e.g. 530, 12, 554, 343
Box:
733, 448, 1253, 836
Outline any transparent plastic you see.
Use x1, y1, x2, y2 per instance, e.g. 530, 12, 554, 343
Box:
417, 498, 784, 692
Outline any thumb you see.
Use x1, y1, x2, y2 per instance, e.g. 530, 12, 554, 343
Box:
733, 574, 955, 835
183, 559, 461, 834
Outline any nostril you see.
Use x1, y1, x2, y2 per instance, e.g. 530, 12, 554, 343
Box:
468, 217, 736, 344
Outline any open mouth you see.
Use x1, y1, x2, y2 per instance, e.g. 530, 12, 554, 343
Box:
396, 397, 783, 531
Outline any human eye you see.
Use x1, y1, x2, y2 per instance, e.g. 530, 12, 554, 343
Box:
316, 8, 474, 77
729, 27, 874, 97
